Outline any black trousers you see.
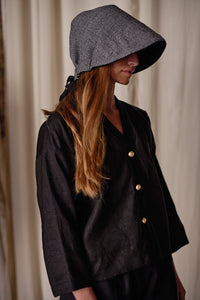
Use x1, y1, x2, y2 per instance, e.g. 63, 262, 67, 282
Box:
60, 257, 177, 300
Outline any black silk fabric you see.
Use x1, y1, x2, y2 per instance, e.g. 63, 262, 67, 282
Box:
36, 99, 188, 297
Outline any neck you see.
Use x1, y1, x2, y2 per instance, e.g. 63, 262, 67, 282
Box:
104, 81, 116, 113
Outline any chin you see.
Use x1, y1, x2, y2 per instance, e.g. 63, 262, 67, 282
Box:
118, 79, 130, 85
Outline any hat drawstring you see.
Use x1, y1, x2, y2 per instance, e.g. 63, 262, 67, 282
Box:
59, 75, 75, 102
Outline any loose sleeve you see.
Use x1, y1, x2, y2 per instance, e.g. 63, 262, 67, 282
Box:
144, 112, 189, 253
36, 119, 92, 296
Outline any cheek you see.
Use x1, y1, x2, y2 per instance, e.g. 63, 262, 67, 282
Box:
110, 65, 117, 77
110, 64, 121, 81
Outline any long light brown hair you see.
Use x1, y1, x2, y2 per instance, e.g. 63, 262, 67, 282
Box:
53, 65, 110, 198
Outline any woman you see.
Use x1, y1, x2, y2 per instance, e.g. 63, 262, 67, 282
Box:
36, 5, 189, 300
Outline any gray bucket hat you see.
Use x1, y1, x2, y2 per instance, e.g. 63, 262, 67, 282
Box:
70, 5, 166, 79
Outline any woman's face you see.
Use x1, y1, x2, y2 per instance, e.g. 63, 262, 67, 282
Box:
110, 53, 139, 85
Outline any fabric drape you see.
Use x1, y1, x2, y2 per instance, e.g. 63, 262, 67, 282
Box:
1, 0, 199, 299
0, 2, 16, 299
135, 2, 200, 299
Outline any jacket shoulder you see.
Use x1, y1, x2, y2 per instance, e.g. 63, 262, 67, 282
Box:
117, 99, 150, 126
36, 112, 73, 157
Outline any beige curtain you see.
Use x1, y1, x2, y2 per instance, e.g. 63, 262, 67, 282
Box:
136, 2, 200, 299
1, 0, 199, 299
0, 1, 16, 299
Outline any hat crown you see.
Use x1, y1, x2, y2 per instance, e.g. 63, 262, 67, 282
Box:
69, 5, 166, 78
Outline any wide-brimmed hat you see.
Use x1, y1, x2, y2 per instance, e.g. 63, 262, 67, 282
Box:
70, 5, 166, 79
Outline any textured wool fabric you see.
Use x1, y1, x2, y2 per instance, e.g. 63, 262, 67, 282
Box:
69, 5, 166, 79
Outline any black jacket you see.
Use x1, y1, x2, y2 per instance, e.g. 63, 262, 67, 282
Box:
36, 99, 189, 296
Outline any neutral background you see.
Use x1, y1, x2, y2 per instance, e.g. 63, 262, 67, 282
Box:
1, 0, 200, 299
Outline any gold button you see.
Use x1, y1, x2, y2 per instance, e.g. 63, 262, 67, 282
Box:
136, 184, 141, 191
142, 217, 147, 224
128, 151, 135, 157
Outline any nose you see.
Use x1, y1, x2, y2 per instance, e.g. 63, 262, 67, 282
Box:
127, 54, 139, 68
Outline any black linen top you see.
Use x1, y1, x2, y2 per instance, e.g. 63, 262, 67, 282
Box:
36, 99, 189, 297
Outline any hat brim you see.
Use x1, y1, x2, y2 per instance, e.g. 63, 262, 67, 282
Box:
134, 40, 166, 73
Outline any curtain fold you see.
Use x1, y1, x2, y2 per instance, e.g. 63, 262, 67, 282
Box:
136, 1, 200, 299
1, 0, 199, 299
0, 1, 16, 299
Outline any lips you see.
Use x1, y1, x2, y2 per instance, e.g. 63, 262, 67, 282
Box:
122, 69, 135, 75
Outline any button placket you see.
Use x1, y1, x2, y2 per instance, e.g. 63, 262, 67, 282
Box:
127, 146, 147, 228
